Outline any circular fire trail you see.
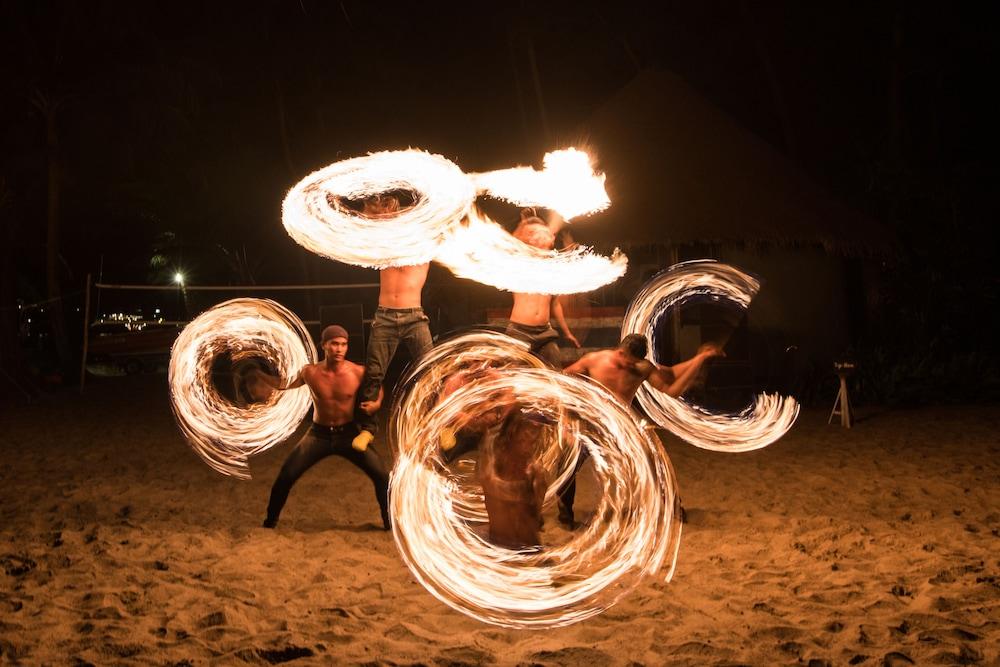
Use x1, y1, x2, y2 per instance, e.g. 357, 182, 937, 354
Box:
282, 150, 473, 269
389, 333, 682, 628
623, 260, 799, 452
389, 332, 559, 525
281, 149, 626, 293
168, 298, 315, 478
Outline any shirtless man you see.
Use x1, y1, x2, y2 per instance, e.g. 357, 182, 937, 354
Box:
479, 405, 549, 549
353, 194, 433, 451
506, 211, 579, 368
258, 324, 390, 530
556, 333, 724, 526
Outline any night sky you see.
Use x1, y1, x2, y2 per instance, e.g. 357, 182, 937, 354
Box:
2, 2, 998, 392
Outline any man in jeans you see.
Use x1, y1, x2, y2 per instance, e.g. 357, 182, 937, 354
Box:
352, 194, 433, 451
257, 325, 390, 530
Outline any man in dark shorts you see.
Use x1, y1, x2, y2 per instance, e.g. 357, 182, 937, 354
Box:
256, 325, 390, 530
505, 211, 579, 368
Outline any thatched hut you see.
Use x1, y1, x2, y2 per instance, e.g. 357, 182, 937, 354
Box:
572, 70, 895, 400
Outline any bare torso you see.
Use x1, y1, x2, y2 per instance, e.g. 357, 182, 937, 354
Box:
576, 349, 653, 404
480, 417, 546, 549
510, 292, 552, 326
301, 361, 365, 426
379, 264, 429, 308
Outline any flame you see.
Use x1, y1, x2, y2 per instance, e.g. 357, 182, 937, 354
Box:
435, 209, 627, 294
281, 150, 473, 269
623, 261, 800, 452
471, 148, 611, 220
389, 332, 681, 628
281, 148, 626, 292
168, 298, 315, 478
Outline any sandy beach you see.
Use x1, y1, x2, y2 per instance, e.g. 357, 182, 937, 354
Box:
1, 374, 997, 666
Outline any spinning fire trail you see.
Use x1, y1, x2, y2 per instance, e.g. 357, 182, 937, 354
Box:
167, 148, 799, 630
280, 148, 627, 294
389, 333, 682, 629
623, 260, 799, 452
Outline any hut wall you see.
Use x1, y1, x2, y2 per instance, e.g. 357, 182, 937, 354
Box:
722, 245, 850, 393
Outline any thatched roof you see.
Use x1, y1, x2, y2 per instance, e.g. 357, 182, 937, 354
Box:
574, 70, 896, 255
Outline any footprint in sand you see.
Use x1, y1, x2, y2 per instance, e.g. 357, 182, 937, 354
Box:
530, 646, 615, 665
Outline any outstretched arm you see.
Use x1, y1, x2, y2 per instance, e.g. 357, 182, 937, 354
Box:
562, 351, 593, 377
647, 344, 724, 397
253, 368, 305, 391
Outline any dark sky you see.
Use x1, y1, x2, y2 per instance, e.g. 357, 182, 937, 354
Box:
2, 1, 997, 294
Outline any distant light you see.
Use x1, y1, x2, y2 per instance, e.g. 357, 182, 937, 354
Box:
154, 308, 161, 314
173, 272, 185, 286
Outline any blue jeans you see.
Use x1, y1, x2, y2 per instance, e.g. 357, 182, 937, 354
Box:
357, 306, 433, 433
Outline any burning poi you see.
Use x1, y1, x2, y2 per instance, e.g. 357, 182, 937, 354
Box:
623, 260, 800, 451
280, 148, 627, 294
389, 333, 682, 629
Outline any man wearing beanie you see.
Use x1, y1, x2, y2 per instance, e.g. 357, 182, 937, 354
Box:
256, 324, 390, 530
352, 194, 434, 452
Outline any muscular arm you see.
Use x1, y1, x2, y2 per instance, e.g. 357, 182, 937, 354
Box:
254, 368, 305, 391
647, 350, 713, 397
551, 297, 580, 347
562, 353, 593, 377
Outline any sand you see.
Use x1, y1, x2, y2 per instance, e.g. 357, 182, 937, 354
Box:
1, 375, 998, 666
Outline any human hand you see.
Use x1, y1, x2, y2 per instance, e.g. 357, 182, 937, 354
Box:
566, 333, 581, 348
359, 400, 379, 415
698, 342, 726, 358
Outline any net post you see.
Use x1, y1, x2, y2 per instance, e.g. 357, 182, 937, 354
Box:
79, 273, 92, 393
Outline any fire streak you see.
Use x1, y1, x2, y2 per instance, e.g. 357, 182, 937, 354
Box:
281, 149, 626, 293
389, 333, 682, 628
168, 298, 315, 478
623, 260, 799, 452
471, 148, 611, 220
389, 332, 559, 525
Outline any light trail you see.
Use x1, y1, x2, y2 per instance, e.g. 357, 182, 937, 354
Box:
470, 148, 611, 220
623, 260, 800, 452
168, 298, 315, 478
281, 149, 626, 293
389, 332, 559, 525
281, 150, 473, 269
434, 209, 627, 294
389, 336, 681, 628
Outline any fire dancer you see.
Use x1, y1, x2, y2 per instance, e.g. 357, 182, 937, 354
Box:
257, 325, 390, 530
353, 194, 434, 452
556, 334, 724, 526
506, 210, 580, 368
480, 405, 550, 549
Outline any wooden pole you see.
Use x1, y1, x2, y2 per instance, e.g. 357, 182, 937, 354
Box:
79, 273, 92, 393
